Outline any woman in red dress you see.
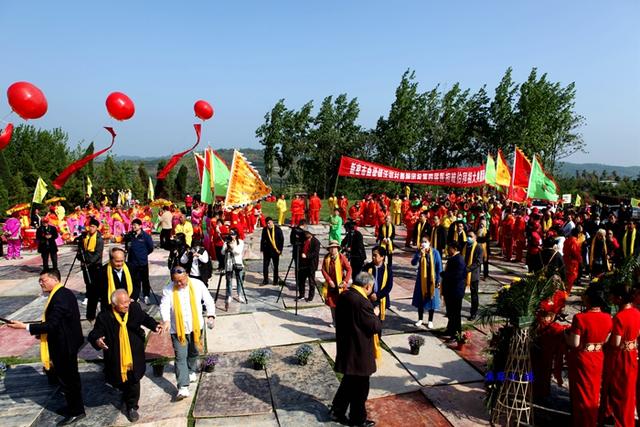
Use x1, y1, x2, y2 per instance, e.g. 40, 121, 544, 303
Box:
566, 285, 612, 427
321, 240, 352, 327
601, 282, 640, 426
563, 228, 583, 293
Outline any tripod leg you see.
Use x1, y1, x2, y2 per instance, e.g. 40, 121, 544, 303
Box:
214, 272, 223, 303
237, 271, 248, 304
63, 255, 77, 287
276, 257, 295, 303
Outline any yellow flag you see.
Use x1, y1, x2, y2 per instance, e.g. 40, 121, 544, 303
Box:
86, 176, 93, 197
631, 197, 640, 208
575, 194, 582, 207
496, 150, 511, 187
224, 150, 271, 207
32, 177, 48, 203
147, 176, 155, 201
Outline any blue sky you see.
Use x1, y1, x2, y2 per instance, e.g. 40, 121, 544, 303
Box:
1, 1, 638, 165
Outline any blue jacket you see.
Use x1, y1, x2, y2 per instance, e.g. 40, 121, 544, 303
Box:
127, 231, 154, 266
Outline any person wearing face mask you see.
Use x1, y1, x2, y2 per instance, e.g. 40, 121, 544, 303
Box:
462, 231, 483, 320
412, 211, 430, 247
411, 236, 442, 329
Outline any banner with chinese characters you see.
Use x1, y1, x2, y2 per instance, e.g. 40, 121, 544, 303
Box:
338, 156, 486, 188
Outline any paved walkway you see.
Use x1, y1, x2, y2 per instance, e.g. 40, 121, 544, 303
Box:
0, 224, 575, 426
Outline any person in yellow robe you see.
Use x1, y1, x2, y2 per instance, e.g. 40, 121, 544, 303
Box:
276, 194, 287, 225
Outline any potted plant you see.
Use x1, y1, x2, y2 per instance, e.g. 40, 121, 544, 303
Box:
408, 335, 425, 355
202, 354, 219, 373
248, 348, 272, 370
294, 344, 313, 366
455, 330, 472, 349
151, 357, 170, 377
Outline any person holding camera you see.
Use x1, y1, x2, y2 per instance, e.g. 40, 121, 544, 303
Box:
180, 238, 212, 286
220, 230, 245, 310
290, 219, 307, 278
125, 218, 154, 304
36, 216, 59, 270
297, 229, 320, 301
168, 233, 189, 272
81, 218, 104, 321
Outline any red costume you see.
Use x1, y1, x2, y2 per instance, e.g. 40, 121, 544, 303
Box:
404, 208, 419, 247
321, 253, 352, 308
568, 310, 613, 427
513, 215, 526, 262
501, 213, 515, 260
602, 306, 640, 427
338, 197, 349, 222
348, 204, 363, 226
363, 199, 378, 227
308, 195, 321, 225
490, 206, 502, 242
563, 236, 582, 293
291, 197, 305, 226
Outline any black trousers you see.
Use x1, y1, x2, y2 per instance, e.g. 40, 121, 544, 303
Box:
119, 379, 141, 410
386, 253, 393, 267
214, 246, 223, 270
160, 229, 172, 249
52, 355, 85, 416
332, 374, 370, 424
262, 252, 279, 284
296, 266, 316, 299
469, 280, 479, 317
41, 250, 58, 270
444, 294, 463, 337
130, 264, 150, 300
350, 256, 364, 278
84, 263, 102, 321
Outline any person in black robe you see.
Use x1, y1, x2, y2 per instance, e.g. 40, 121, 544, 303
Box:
8, 269, 85, 425
297, 229, 320, 301
330, 272, 381, 427
99, 247, 133, 310
260, 217, 284, 285
36, 217, 59, 270
341, 220, 366, 277
441, 245, 466, 339
88, 289, 161, 422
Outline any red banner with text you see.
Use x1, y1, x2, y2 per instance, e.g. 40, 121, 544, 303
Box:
338, 156, 486, 188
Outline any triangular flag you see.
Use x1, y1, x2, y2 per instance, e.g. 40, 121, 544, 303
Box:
32, 177, 48, 203
224, 150, 271, 207
200, 148, 214, 204
86, 176, 93, 197
485, 154, 496, 187
147, 176, 154, 201
194, 152, 205, 184
630, 197, 640, 208
575, 194, 582, 207
496, 149, 511, 187
527, 156, 559, 201
513, 147, 532, 188
212, 150, 230, 197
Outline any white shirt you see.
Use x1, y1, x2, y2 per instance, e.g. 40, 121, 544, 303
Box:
160, 278, 216, 334
180, 248, 210, 278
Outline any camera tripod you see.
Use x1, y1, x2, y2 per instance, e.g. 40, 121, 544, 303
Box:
64, 236, 90, 288
276, 243, 301, 315
214, 248, 248, 306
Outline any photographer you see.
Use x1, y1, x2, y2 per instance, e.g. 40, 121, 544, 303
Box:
341, 220, 366, 277
80, 218, 104, 321
180, 238, 212, 286
36, 217, 59, 270
167, 233, 189, 272
125, 218, 154, 304
290, 219, 307, 276
220, 230, 245, 310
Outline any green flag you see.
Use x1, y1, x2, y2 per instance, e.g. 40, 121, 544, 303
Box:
526, 156, 558, 201
631, 197, 640, 208
485, 154, 496, 186
575, 194, 582, 207
212, 150, 230, 197
200, 148, 214, 204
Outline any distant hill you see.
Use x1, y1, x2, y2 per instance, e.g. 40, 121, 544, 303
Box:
558, 162, 640, 178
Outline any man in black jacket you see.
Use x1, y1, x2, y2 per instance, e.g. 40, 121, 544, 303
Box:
441, 245, 466, 340
36, 217, 59, 270
99, 248, 133, 313
8, 269, 85, 425
330, 272, 381, 427
125, 218, 154, 304
80, 218, 104, 322
297, 229, 320, 301
430, 215, 447, 254
88, 289, 161, 422
377, 215, 395, 266
341, 221, 366, 277
260, 217, 284, 285
290, 219, 307, 280
463, 231, 484, 321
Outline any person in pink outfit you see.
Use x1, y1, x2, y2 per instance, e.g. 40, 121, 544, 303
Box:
3, 212, 22, 259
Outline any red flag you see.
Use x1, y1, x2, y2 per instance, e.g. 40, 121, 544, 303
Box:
194, 152, 205, 184
513, 147, 532, 188
52, 127, 116, 190
157, 123, 202, 180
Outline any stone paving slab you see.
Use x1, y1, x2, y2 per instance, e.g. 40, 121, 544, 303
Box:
196, 414, 278, 426
205, 313, 267, 353
421, 382, 489, 426
145, 329, 175, 359
0, 324, 39, 357
365, 391, 452, 427
320, 341, 421, 398
7, 295, 47, 322
253, 307, 335, 347
0, 363, 57, 427
0, 279, 39, 297
383, 332, 483, 387
388, 298, 450, 331
193, 350, 273, 418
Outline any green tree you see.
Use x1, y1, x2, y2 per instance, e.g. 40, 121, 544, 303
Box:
488, 67, 519, 155
174, 165, 188, 198
256, 99, 288, 183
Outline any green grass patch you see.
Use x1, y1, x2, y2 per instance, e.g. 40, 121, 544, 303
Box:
0, 355, 40, 366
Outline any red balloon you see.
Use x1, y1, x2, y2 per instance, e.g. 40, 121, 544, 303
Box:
0, 123, 13, 150
7, 82, 48, 120
106, 92, 135, 121
194, 100, 214, 120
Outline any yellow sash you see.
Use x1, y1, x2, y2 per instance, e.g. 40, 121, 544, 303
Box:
112, 308, 133, 383
416, 222, 425, 243
382, 224, 394, 253
463, 241, 477, 287
623, 229, 636, 257
431, 227, 438, 250
268, 227, 280, 255
107, 263, 133, 301
368, 265, 388, 321
84, 232, 97, 252
420, 250, 436, 299
172, 279, 202, 350
351, 285, 381, 360
323, 255, 345, 298
40, 284, 63, 370
590, 239, 611, 271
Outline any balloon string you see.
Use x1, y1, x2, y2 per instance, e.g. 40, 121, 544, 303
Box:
1, 111, 14, 123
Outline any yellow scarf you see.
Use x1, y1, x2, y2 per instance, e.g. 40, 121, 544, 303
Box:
623, 229, 636, 257
268, 227, 280, 255
84, 232, 97, 252
323, 255, 344, 298
416, 222, 425, 243
589, 239, 611, 271
112, 308, 133, 383
172, 279, 202, 350
40, 284, 63, 370
543, 217, 552, 232
351, 285, 381, 360
107, 263, 133, 302
463, 241, 477, 287
382, 224, 393, 253
368, 265, 388, 321
420, 250, 436, 299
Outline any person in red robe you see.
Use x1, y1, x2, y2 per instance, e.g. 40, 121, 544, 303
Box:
348, 201, 363, 226
290, 195, 304, 226
501, 209, 515, 261
513, 210, 527, 262
490, 204, 502, 242
338, 195, 349, 222
404, 203, 420, 247
563, 228, 582, 293
566, 285, 613, 427
400, 197, 410, 224
308, 192, 322, 225
361, 196, 375, 227
601, 282, 640, 427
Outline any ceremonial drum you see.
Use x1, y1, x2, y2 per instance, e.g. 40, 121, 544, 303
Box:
22, 228, 37, 250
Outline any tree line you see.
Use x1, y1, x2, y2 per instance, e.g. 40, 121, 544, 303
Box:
256, 67, 587, 197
